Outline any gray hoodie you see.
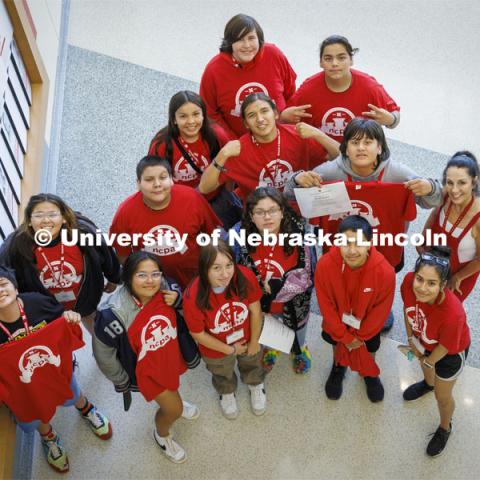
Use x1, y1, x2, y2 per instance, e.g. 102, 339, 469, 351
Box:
283, 156, 442, 209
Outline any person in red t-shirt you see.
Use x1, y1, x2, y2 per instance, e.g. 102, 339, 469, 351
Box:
199, 13, 299, 139
148, 91, 241, 229
235, 187, 315, 374
0, 194, 121, 334
96, 252, 197, 464
401, 248, 470, 457
420, 151, 480, 301
183, 241, 266, 419
282, 35, 400, 142
199, 92, 339, 202
0, 266, 112, 474
315, 216, 395, 403
110, 156, 221, 289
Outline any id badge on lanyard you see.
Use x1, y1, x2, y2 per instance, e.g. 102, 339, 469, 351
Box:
54, 290, 76, 303
221, 302, 245, 344
342, 313, 361, 330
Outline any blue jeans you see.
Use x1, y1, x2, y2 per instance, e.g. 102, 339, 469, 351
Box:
15, 373, 81, 433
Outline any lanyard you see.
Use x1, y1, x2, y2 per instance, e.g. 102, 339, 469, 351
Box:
258, 245, 277, 283
0, 300, 31, 341
252, 129, 281, 186
217, 299, 237, 332
131, 295, 144, 310
442, 195, 475, 233
38, 243, 66, 288
178, 136, 203, 167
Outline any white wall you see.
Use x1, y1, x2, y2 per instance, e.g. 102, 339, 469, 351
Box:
26, 0, 63, 143
67, 0, 480, 156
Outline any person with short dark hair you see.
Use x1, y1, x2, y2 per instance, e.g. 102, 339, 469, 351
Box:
183, 241, 266, 419
0, 266, 111, 474
401, 248, 470, 457
0, 193, 121, 334
199, 13, 298, 138
420, 151, 480, 300
199, 93, 339, 202
110, 155, 221, 288
282, 35, 400, 141
93, 252, 199, 464
315, 215, 395, 402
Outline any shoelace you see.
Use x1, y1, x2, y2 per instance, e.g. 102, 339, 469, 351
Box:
85, 408, 104, 428
164, 436, 181, 455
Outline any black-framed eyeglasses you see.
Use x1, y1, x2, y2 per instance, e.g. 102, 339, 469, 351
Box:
418, 253, 449, 268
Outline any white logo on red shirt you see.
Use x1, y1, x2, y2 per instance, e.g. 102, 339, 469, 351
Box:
174, 155, 209, 182
258, 159, 293, 190
405, 306, 437, 345
143, 225, 188, 257
138, 315, 177, 361
230, 82, 269, 117
328, 200, 380, 227
40, 261, 82, 289
210, 302, 248, 334
253, 259, 285, 279
320, 107, 355, 137
18, 346, 61, 383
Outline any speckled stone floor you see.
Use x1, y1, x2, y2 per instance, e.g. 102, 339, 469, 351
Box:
30, 44, 480, 479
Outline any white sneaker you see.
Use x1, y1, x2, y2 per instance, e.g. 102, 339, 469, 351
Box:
219, 393, 238, 420
153, 429, 187, 464
181, 400, 200, 420
249, 383, 267, 416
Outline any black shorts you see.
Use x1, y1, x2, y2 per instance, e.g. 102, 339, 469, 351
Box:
426, 346, 469, 381
321, 331, 381, 353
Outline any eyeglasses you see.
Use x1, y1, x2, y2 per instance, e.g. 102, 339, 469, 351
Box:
252, 207, 282, 218
135, 271, 162, 281
31, 212, 62, 220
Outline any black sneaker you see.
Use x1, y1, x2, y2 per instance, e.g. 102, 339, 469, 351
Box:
364, 376, 384, 402
325, 364, 346, 400
403, 380, 434, 401
426, 423, 452, 457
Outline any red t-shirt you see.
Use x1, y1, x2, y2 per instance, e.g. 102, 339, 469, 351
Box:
401, 272, 470, 354
148, 124, 229, 192
183, 266, 263, 358
34, 243, 84, 310
318, 181, 416, 268
287, 69, 399, 141
0, 318, 84, 423
249, 244, 298, 314
127, 293, 186, 401
110, 186, 221, 288
200, 43, 297, 138
219, 124, 327, 201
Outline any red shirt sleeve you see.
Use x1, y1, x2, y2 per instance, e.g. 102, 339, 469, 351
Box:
242, 267, 263, 303
182, 284, 206, 334
356, 266, 395, 340
315, 261, 355, 345
276, 47, 297, 103
212, 123, 231, 148
370, 80, 400, 113
148, 138, 166, 157
306, 137, 328, 169
109, 204, 132, 259
438, 314, 465, 352
200, 65, 237, 139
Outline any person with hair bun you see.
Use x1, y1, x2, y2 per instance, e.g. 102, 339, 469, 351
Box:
183, 241, 266, 420
282, 35, 400, 142
401, 247, 470, 457
0, 193, 121, 334
420, 151, 480, 300
200, 13, 299, 138
199, 92, 339, 202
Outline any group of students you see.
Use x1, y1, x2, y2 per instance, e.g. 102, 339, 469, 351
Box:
0, 12, 478, 473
